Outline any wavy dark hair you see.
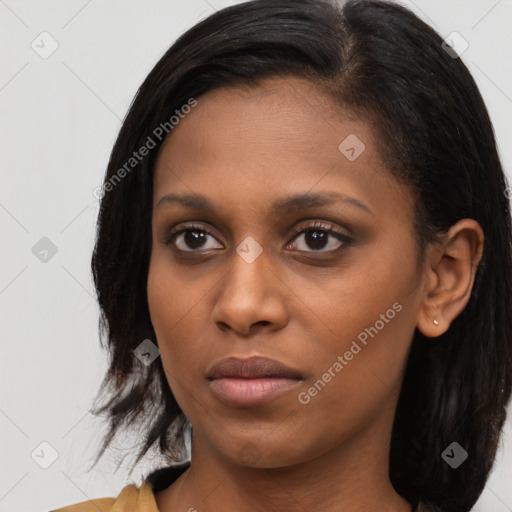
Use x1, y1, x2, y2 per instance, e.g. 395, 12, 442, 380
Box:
87, 0, 512, 510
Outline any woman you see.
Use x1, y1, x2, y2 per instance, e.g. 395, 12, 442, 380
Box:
52, 0, 512, 511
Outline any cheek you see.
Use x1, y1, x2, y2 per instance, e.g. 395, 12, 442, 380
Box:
147, 248, 204, 337
147, 255, 189, 367
147, 253, 214, 401
291, 307, 413, 456
147, 256, 177, 337
296, 248, 418, 417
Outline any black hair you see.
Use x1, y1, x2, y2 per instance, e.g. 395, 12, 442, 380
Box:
88, 1, 512, 511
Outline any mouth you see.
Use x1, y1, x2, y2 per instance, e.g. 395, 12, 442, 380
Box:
206, 356, 303, 407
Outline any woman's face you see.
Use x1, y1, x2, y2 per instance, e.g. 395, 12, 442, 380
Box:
147, 76, 427, 468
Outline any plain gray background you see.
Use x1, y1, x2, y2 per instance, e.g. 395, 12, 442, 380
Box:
1, 1, 511, 511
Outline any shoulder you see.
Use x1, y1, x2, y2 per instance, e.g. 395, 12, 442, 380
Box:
49, 462, 190, 512
49, 482, 157, 512
49, 496, 115, 512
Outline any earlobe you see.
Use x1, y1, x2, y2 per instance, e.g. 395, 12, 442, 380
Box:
416, 219, 484, 338
417, 302, 447, 338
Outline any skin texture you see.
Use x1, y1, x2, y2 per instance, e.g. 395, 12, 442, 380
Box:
147, 76, 484, 512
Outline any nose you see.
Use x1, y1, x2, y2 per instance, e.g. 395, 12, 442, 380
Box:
211, 244, 289, 337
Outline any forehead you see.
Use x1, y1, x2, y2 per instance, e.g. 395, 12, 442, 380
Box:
152, 76, 412, 223
155, 77, 374, 174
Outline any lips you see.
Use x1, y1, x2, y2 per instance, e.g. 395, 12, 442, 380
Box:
206, 355, 302, 380
206, 356, 303, 407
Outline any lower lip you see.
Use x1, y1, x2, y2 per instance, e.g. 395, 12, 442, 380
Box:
208, 377, 301, 407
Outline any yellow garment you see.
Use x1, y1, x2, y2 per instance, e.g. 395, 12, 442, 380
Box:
51, 481, 159, 512
50, 476, 436, 512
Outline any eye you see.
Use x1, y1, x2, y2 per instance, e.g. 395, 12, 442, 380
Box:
285, 221, 352, 252
164, 223, 223, 252
164, 220, 353, 254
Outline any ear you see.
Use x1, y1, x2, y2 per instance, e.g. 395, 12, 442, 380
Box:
417, 219, 484, 338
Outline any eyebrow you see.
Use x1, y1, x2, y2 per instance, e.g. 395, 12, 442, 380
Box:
156, 191, 374, 216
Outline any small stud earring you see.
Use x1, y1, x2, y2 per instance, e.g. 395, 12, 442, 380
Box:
433, 318, 439, 326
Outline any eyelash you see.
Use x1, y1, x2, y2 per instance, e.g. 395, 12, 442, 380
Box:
163, 220, 353, 254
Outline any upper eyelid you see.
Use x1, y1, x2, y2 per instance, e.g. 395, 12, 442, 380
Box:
167, 220, 348, 236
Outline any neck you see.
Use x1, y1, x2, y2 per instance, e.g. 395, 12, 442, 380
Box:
155, 403, 412, 512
